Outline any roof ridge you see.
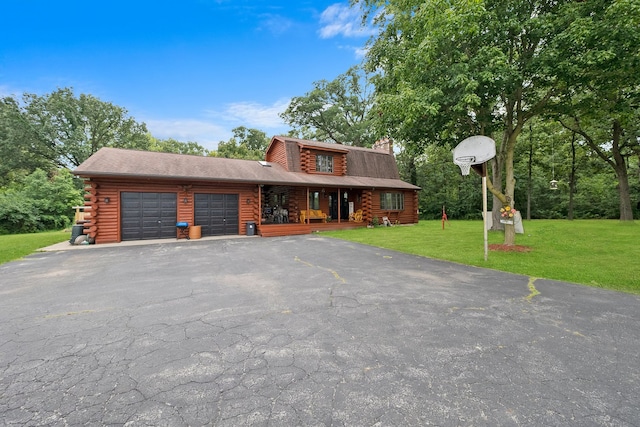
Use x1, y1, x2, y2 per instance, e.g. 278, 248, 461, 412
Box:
273, 136, 388, 154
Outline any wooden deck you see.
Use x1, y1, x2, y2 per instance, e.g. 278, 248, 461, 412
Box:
258, 221, 367, 237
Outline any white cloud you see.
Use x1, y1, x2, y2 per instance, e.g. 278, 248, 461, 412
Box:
257, 14, 294, 35
354, 46, 368, 58
318, 3, 374, 39
336, 44, 369, 59
143, 99, 291, 151
143, 118, 232, 151
217, 98, 291, 129
0, 84, 23, 99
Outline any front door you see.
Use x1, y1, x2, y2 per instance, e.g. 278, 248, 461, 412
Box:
329, 192, 339, 220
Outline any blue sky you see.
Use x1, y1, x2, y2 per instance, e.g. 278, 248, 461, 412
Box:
1, 1, 373, 150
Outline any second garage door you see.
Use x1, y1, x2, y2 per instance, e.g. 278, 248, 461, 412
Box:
194, 193, 239, 236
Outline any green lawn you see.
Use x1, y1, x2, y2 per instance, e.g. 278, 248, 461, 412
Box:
322, 220, 640, 294
0, 230, 70, 265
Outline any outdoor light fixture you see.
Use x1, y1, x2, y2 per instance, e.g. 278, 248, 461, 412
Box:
104, 197, 110, 204
246, 198, 251, 204
183, 197, 188, 204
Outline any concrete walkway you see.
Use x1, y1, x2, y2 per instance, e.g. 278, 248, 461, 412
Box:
40, 234, 255, 252
1, 235, 639, 426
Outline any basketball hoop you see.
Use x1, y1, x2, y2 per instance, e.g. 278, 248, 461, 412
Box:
454, 156, 475, 176
452, 136, 497, 262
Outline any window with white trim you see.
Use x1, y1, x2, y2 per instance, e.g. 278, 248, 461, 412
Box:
316, 154, 333, 173
380, 192, 404, 210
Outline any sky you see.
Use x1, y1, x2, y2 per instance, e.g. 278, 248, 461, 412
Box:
1, 0, 374, 150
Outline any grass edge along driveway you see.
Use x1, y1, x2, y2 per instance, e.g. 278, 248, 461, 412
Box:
323, 220, 639, 295
0, 230, 69, 265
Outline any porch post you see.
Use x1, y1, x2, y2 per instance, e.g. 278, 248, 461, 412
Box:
258, 185, 262, 226
337, 188, 341, 224
306, 187, 310, 224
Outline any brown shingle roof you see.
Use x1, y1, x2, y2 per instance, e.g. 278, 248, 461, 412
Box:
74, 147, 420, 190
269, 136, 401, 179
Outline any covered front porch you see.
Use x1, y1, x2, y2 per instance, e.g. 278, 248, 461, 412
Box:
256, 184, 369, 237
259, 185, 368, 224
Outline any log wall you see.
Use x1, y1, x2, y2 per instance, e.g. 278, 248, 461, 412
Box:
83, 178, 258, 244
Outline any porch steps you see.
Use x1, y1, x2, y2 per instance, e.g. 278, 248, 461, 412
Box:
258, 224, 312, 237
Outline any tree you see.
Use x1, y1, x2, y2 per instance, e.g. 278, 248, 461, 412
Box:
211, 126, 270, 160
549, 0, 640, 221
402, 145, 483, 220
281, 66, 376, 147
358, 0, 605, 244
147, 135, 209, 156
19, 88, 149, 167
0, 96, 56, 186
0, 168, 83, 233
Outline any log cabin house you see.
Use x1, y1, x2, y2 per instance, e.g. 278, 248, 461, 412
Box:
73, 136, 421, 243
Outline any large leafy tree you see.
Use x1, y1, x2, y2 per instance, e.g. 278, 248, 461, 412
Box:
0, 97, 55, 185
17, 88, 149, 168
549, 0, 640, 221
147, 135, 209, 156
211, 126, 270, 160
281, 66, 376, 147
359, 0, 569, 244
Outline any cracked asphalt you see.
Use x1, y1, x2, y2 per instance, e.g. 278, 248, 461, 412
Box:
1, 235, 639, 426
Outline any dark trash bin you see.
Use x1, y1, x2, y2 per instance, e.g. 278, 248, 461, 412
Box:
246, 221, 256, 236
69, 224, 85, 244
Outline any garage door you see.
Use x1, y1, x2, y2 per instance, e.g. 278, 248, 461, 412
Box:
121, 192, 177, 241
194, 193, 239, 236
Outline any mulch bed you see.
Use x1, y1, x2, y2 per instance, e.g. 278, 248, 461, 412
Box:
489, 244, 532, 253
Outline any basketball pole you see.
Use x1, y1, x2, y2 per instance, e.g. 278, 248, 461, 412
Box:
482, 162, 488, 261
452, 135, 496, 262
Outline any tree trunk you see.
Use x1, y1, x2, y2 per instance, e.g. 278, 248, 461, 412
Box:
490, 144, 505, 230
502, 128, 519, 245
408, 156, 418, 186
568, 132, 576, 220
486, 131, 518, 245
527, 127, 533, 220
617, 169, 634, 221
611, 121, 634, 221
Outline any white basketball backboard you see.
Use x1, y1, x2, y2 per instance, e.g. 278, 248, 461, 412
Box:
452, 136, 496, 165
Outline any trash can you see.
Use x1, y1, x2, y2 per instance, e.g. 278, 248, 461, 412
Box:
69, 224, 85, 244
189, 225, 202, 240
246, 221, 256, 236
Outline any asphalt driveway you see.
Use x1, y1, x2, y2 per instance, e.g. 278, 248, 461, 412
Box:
1, 235, 638, 426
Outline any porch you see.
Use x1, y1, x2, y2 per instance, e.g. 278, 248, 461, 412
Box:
259, 185, 368, 229
258, 220, 368, 237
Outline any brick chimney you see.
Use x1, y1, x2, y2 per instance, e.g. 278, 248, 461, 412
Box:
373, 137, 392, 154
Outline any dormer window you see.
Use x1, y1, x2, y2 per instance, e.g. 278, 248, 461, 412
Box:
316, 154, 333, 173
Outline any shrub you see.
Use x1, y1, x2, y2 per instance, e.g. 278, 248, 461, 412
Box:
0, 168, 83, 234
